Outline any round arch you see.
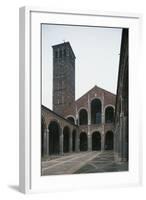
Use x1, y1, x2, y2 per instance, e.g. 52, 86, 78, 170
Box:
63, 126, 70, 153
92, 131, 101, 150
80, 132, 88, 151
105, 106, 114, 123
91, 98, 102, 124
79, 109, 88, 125
105, 131, 114, 150
66, 115, 75, 124
48, 120, 60, 155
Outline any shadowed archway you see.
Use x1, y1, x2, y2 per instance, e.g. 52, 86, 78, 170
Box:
63, 126, 70, 153
41, 116, 46, 157
105, 131, 114, 150
92, 131, 101, 150
80, 132, 88, 151
48, 121, 60, 155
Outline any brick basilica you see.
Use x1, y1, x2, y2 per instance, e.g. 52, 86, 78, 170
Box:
41, 29, 128, 163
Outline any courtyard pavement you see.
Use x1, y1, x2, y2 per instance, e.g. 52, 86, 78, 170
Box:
41, 151, 128, 176
74, 151, 128, 174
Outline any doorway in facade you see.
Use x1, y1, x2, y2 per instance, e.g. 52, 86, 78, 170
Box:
92, 131, 101, 150
48, 121, 60, 155
105, 131, 113, 150
80, 132, 88, 151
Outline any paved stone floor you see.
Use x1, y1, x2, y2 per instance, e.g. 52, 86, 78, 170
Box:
74, 151, 128, 174
41, 151, 101, 175
41, 151, 128, 176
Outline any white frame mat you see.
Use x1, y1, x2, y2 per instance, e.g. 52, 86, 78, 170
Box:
19, 6, 142, 194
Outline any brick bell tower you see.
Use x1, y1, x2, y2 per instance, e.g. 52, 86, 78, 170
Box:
52, 42, 76, 116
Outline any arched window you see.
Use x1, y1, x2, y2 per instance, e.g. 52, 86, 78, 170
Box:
48, 121, 60, 155
92, 132, 101, 150
80, 132, 88, 151
105, 106, 114, 123
79, 109, 88, 125
63, 126, 70, 153
105, 131, 114, 150
67, 116, 75, 124
91, 99, 102, 124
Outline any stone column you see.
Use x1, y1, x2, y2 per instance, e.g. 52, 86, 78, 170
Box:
69, 130, 73, 153
88, 94, 91, 125
46, 128, 49, 156
88, 134, 92, 151
75, 105, 78, 125
102, 114, 105, 124
119, 112, 124, 161
117, 126, 121, 161
101, 118, 105, 151
102, 93, 105, 124
75, 131, 80, 152
59, 127, 63, 155
113, 128, 116, 160
101, 133, 105, 151
43, 129, 47, 156
122, 116, 128, 161
116, 96, 124, 161
114, 127, 118, 160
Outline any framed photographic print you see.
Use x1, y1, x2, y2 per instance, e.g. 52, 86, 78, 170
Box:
19, 7, 142, 193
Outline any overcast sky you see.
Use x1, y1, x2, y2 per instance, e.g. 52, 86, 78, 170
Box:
42, 24, 122, 109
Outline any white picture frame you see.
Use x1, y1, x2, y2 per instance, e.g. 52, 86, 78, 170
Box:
19, 6, 142, 194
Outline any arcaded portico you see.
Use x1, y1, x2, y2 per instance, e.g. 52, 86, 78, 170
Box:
42, 84, 115, 157
42, 105, 79, 157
